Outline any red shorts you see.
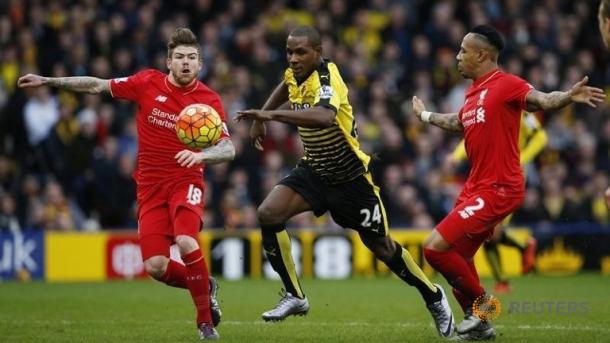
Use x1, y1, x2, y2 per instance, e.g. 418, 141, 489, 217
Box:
137, 180, 205, 260
436, 187, 524, 258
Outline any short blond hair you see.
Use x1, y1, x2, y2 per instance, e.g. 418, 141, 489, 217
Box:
167, 28, 201, 58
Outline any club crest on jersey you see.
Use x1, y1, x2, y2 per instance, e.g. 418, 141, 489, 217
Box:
477, 89, 488, 106
476, 107, 486, 123
319, 85, 333, 99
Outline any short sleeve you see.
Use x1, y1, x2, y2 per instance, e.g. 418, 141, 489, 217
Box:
208, 93, 231, 141
503, 74, 534, 110
313, 63, 341, 113
109, 69, 156, 102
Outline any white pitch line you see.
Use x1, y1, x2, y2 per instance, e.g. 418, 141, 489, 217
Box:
4, 320, 610, 333
510, 324, 610, 333
221, 321, 610, 333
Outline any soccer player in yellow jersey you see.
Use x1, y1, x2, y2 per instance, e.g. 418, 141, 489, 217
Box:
237, 26, 455, 337
448, 111, 546, 293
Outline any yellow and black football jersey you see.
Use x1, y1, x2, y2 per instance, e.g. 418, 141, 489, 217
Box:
283, 59, 370, 184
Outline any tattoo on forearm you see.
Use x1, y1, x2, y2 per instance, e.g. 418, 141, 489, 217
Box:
429, 113, 463, 132
543, 91, 571, 110
48, 77, 107, 94
528, 90, 571, 111
202, 139, 235, 164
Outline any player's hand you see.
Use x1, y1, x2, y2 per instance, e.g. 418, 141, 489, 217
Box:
411, 96, 426, 120
569, 76, 606, 107
250, 120, 266, 151
235, 109, 272, 122
175, 149, 204, 168
17, 74, 47, 88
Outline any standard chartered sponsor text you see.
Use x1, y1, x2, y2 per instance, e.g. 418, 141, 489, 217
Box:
148, 107, 177, 129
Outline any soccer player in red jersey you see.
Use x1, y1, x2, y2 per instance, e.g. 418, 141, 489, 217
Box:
412, 25, 605, 340
17, 28, 234, 340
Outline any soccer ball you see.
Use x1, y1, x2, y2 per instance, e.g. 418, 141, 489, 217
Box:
175, 103, 223, 149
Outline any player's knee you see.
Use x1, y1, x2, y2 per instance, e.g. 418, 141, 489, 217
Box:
362, 236, 396, 262
257, 203, 281, 225
175, 235, 199, 255
144, 256, 169, 279
372, 246, 394, 262
423, 231, 450, 251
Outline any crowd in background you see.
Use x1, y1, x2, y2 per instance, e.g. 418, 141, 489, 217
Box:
0, 0, 609, 232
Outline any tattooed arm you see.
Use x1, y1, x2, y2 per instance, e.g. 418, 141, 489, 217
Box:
411, 96, 463, 132
200, 139, 235, 164
525, 76, 605, 112
175, 139, 236, 167
427, 112, 463, 132
17, 74, 110, 94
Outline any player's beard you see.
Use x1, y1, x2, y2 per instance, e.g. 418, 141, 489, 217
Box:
172, 70, 196, 86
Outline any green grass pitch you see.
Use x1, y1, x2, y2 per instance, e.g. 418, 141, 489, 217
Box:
1, 274, 609, 342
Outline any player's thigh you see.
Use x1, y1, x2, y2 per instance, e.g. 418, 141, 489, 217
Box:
258, 185, 314, 223
328, 172, 389, 237
436, 190, 521, 257
138, 206, 173, 260
168, 181, 205, 237
259, 165, 322, 223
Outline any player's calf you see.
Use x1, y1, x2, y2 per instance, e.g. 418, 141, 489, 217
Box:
143, 255, 169, 280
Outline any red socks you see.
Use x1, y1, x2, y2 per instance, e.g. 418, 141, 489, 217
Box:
182, 249, 212, 326
452, 287, 472, 312
161, 259, 187, 289
424, 248, 485, 307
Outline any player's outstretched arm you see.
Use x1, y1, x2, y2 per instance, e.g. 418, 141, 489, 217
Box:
412, 96, 463, 132
525, 76, 606, 112
237, 106, 335, 128
17, 73, 110, 94
175, 139, 235, 168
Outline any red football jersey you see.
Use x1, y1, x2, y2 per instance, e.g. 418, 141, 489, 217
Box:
110, 69, 230, 186
458, 69, 533, 196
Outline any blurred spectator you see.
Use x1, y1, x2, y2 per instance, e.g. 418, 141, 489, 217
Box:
0, 192, 20, 231
41, 180, 85, 231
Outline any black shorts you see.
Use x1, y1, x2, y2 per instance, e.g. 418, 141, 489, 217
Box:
278, 163, 388, 237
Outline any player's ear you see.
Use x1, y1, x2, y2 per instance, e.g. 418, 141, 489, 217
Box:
474, 49, 482, 63
166, 57, 171, 70
477, 49, 487, 63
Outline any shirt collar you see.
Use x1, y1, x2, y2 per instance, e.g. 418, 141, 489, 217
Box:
472, 68, 501, 88
164, 76, 199, 94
